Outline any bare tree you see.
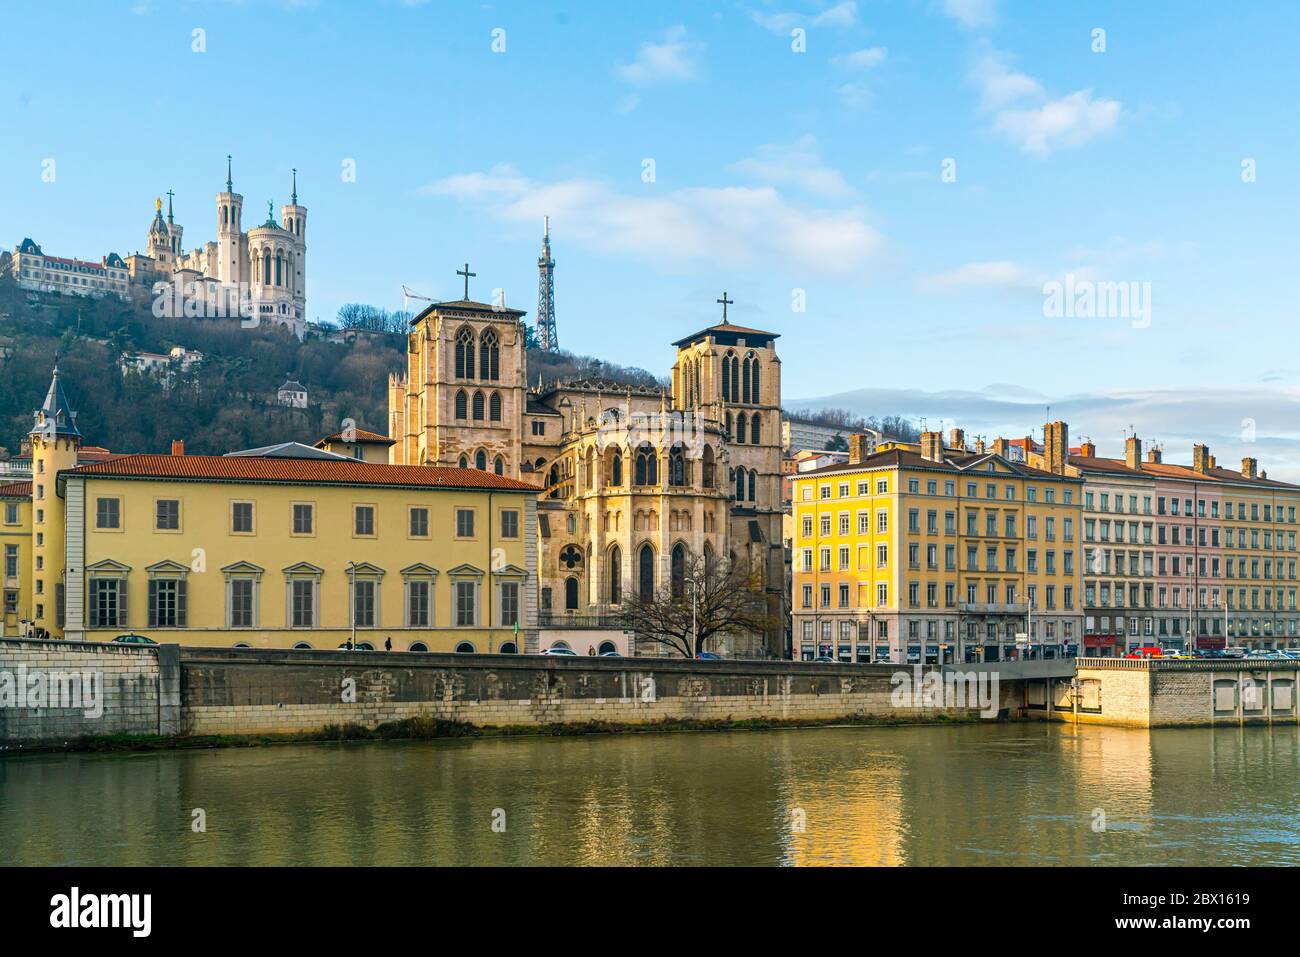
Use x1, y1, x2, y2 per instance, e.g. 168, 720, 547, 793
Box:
622, 551, 774, 658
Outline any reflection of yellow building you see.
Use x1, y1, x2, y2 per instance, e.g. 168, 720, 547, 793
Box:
20, 367, 540, 651
792, 428, 1084, 663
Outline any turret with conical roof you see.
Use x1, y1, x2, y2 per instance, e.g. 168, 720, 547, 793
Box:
29, 366, 81, 639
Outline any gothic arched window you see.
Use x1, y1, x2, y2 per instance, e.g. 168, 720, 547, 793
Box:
480, 329, 499, 380
458, 454, 469, 469
671, 544, 686, 599
638, 544, 655, 600
454, 390, 468, 420
702, 446, 715, 488
748, 469, 756, 503
751, 413, 761, 445
564, 576, 580, 611
610, 451, 623, 486
494, 455, 504, 475
721, 352, 732, 403
475, 449, 487, 471
742, 355, 751, 403
736, 413, 747, 446
635, 446, 657, 486
609, 547, 622, 605
472, 391, 485, 421
729, 355, 741, 402
455, 327, 475, 379
734, 466, 746, 501
669, 446, 687, 487
489, 391, 502, 421
263, 252, 271, 286
750, 355, 760, 404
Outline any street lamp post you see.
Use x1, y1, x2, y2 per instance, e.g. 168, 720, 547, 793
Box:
347, 560, 357, 651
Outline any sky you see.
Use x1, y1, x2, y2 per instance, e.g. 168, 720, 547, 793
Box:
3, 0, 1299, 475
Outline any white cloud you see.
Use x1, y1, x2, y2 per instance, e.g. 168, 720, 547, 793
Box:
836, 82, 872, 108
941, 0, 996, 29
917, 260, 1038, 293
813, 1, 858, 27
994, 90, 1121, 156
616, 26, 703, 86
424, 165, 884, 277
729, 136, 854, 198
833, 46, 888, 70
751, 10, 804, 34
970, 49, 1120, 155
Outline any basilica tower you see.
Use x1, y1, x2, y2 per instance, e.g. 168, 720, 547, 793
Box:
216, 154, 244, 285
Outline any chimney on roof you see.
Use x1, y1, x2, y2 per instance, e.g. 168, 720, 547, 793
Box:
948, 427, 965, 451
975, 437, 986, 454
1261, 469, 1268, 480
1242, 456, 1258, 480
1208, 454, 1217, 469
1192, 443, 1211, 474
1044, 420, 1069, 475
993, 437, 1010, 458
170, 439, 185, 456
1079, 439, 1096, 458
1147, 447, 1162, 464
848, 433, 872, 465
919, 431, 944, 462
1125, 435, 1142, 470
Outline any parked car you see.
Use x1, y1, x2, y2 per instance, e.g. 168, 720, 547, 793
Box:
540, 647, 578, 656
110, 633, 157, 645
697, 651, 722, 660
599, 650, 622, 657
812, 655, 836, 663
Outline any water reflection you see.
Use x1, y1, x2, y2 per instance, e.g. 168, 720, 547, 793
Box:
2, 724, 1298, 866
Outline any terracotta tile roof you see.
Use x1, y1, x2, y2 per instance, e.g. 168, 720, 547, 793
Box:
315, 428, 396, 447
1069, 455, 1300, 490
798, 447, 1078, 481
62, 454, 542, 492
672, 322, 780, 347
0, 481, 31, 497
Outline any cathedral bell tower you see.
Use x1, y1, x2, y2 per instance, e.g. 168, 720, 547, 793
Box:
280, 167, 307, 323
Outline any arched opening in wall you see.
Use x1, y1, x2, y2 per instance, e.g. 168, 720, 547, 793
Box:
233, 642, 250, 649
455, 327, 475, 379
734, 466, 746, 501
494, 455, 504, 475
455, 390, 468, 420
722, 351, 732, 402
736, 413, 747, 446
742, 355, 751, 403
263, 252, 272, 286
638, 543, 655, 600
472, 390, 485, 421
534, 457, 545, 471
475, 449, 488, 471
585, 447, 595, 491
728, 354, 741, 402
489, 391, 502, 421
704, 542, 716, 576
499, 641, 517, 654
668, 445, 687, 487
671, 543, 687, 599
547, 464, 561, 498
751, 413, 761, 445
292, 642, 312, 650
725, 412, 733, 438
455, 641, 476, 654
480, 329, 500, 380
408, 642, 429, 652
598, 640, 618, 655
459, 454, 469, 469
609, 450, 623, 486
356, 642, 375, 651
634, 445, 657, 486
750, 353, 760, 403
564, 576, 580, 610
609, 546, 622, 604
748, 470, 756, 503
550, 640, 572, 651
702, 445, 715, 488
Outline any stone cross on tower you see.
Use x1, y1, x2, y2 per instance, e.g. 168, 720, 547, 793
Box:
716, 291, 734, 323
457, 262, 476, 300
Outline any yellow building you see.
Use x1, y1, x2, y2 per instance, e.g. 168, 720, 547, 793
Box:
791, 430, 1084, 664
0, 479, 32, 635
21, 368, 540, 652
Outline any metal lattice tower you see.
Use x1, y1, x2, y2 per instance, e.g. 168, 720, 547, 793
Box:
536, 216, 558, 351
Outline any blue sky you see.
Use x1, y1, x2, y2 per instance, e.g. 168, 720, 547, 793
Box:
3, 0, 1299, 473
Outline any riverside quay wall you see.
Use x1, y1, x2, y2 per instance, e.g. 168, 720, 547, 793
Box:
0, 640, 1023, 745
1061, 658, 1300, 727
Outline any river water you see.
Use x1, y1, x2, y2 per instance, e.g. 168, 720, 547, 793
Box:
2, 724, 1297, 866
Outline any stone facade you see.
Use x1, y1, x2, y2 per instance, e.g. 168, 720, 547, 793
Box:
388, 303, 787, 655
